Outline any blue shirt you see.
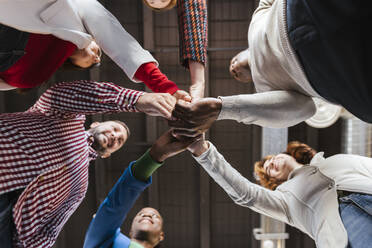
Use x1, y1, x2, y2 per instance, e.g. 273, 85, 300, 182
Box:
83, 162, 152, 248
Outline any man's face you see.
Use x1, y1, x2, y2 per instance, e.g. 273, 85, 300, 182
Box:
89, 121, 128, 158
130, 207, 164, 245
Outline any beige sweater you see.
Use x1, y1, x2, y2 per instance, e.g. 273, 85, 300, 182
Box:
218, 0, 323, 128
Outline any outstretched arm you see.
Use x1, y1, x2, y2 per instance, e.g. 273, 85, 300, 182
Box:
177, 0, 208, 99
76, 0, 156, 82
190, 140, 290, 223
83, 161, 153, 248
31, 81, 177, 119
83, 130, 198, 248
170, 90, 316, 136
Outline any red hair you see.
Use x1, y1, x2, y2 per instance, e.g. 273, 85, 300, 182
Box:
254, 141, 317, 190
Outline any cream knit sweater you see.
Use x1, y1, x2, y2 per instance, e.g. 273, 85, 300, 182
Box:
218, 0, 327, 128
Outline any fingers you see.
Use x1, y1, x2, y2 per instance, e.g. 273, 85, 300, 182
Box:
172, 128, 201, 138
168, 119, 195, 129
173, 90, 192, 102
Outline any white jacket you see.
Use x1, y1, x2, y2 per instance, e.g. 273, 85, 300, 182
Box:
0, 0, 156, 82
217, 0, 322, 128
194, 142, 372, 248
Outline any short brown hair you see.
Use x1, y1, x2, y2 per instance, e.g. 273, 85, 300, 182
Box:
254, 141, 317, 190
142, 0, 177, 11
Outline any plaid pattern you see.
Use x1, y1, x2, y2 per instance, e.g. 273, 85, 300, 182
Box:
178, 0, 208, 68
0, 80, 144, 248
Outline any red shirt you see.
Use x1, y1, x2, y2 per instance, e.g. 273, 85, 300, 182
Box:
134, 62, 179, 94
0, 34, 77, 88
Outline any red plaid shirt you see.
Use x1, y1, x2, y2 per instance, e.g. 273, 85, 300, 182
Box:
0, 80, 144, 248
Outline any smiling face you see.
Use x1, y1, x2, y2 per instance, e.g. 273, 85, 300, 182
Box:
89, 121, 129, 158
69, 40, 101, 68
130, 207, 164, 246
263, 153, 299, 182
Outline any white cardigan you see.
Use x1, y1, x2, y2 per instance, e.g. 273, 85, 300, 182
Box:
217, 0, 324, 128
194, 142, 372, 248
0, 0, 156, 82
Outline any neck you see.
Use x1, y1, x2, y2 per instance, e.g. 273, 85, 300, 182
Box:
131, 239, 154, 248
289, 161, 304, 174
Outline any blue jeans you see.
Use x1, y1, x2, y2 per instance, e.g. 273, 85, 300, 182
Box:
0, 190, 22, 248
339, 193, 372, 248
286, 0, 372, 123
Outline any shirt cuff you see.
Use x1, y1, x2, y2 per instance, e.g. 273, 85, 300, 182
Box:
132, 149, 163, 181
216, 96, 239, 121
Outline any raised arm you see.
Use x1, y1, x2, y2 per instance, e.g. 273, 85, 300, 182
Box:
76, 0, 156, 82
83, 162, 152, 248
177, 0, 208, 99
217, 90, 316, 127
191, 141, 290, 223
31, 81, 177, 119
170, 90, 316, 136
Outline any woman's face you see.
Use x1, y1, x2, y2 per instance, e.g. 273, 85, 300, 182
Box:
263, 153, 297, 181
70, 40, 101, 68
144, 0, 171, 9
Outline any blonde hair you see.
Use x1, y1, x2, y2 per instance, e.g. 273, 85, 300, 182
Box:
142, 0, 177, 11
254, 141, 317, 190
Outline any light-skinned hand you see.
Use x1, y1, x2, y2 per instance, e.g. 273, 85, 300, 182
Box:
136, 93, 176, 120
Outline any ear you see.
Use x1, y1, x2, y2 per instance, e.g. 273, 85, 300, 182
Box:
101, 152, 111, 158
90, 122, 100, 128
159, 231, 164, 242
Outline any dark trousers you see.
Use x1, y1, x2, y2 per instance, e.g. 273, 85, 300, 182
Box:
287, 0, 372, 123
0, 190, 22, 248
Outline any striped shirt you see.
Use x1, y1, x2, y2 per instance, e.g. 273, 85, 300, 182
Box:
0, 80, 144, 248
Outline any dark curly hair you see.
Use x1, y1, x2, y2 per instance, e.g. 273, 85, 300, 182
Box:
254, 141, 317, 190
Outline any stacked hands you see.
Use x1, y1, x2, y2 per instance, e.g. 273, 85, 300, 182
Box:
135, 92, 223, 161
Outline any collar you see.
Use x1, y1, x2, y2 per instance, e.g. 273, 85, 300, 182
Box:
287, 152, 325, 180
85, 131, 99, 160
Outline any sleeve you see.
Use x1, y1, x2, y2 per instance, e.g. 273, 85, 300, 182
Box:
177, 0, 208, 68
83, 163, 152, 248
217, 91, 316, 128
31, 80, 145, 117
134, 63, 179, 94
193, 142, 290, 223
76, 0, 158, 82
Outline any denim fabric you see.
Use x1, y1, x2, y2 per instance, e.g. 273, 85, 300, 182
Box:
0, 24, 29, 72
286, 0, 372, 123
339, 193, 372, 248
0, 190, 22, 248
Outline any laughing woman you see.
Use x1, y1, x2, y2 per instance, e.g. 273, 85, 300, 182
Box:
187, 140, 372, 248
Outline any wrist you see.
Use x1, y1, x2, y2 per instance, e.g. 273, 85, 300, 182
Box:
149, 144, 165, 163
190, 140, 209, 157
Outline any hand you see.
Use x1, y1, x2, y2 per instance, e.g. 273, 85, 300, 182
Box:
229, 49, 253, 83
169, 98, 222, 137
149, 130, 201, 162
173, 90, 192, 102
136, 93, 176, 120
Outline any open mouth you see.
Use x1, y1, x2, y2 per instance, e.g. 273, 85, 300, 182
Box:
140, 218, 154, 224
